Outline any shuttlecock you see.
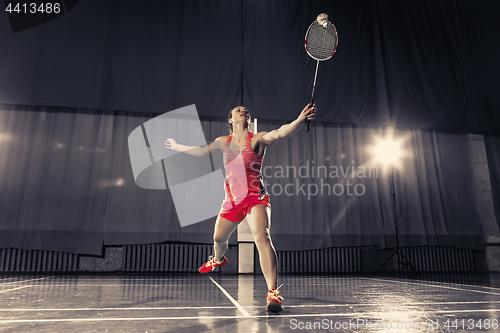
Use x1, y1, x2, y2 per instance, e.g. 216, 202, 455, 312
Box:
317, 13, 329, 28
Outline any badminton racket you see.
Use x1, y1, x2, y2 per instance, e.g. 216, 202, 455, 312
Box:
304, 13, 338, 131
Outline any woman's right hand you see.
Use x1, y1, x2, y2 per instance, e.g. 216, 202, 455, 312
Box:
165, 138, 176, 150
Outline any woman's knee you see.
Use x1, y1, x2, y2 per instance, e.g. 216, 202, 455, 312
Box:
213, 235, 229, 244
253, 231, 271, 247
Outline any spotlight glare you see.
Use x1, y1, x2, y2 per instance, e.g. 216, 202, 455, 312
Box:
373, 139, 402, 165
369, 129, 407, 169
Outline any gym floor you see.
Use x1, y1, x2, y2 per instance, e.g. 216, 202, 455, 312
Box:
0, 273, 499, 332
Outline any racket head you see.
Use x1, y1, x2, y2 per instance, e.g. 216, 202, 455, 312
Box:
304, 20, 338, 61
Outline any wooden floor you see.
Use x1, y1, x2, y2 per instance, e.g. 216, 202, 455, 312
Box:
0, 273, 499, 332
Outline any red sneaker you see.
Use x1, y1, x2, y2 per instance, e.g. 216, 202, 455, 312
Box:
266, 285, 284, 312
199, 256, 227, 273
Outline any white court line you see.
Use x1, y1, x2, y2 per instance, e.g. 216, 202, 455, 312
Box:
1, 308, 500, 324
208, 276, 251, 317
21, 284, 216, 287
0, 277, 51, 286
53, 279, 217, 282
362, 276, 500, 292
51, 278, 195, 280
0, 306, 236, 311
271, 300, 500, 308
363, 277, 500, 296
2, 300, 500, 312
0, 286, 32, 293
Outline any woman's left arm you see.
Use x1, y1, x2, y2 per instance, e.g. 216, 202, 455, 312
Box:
259, 104, 316, 147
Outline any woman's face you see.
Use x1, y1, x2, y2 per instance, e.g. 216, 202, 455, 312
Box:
229, 106, 250, 125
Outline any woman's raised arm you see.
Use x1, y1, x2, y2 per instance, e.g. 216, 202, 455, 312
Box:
259, 104, 316, 147
165, 136, 226, 156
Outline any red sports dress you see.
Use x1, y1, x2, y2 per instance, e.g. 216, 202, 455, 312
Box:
219, 132, 270, 222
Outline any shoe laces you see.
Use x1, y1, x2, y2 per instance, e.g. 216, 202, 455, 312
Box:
207, 255, 222, 265
269, 284, 284, 300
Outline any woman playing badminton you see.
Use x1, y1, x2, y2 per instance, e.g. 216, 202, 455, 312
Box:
165, 104, 315, 312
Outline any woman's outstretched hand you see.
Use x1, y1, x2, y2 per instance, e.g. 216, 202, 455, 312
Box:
298, 104, 316, 123
165, 138, 176, 150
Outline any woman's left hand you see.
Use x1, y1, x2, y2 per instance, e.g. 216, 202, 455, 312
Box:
298, 104, 316, 123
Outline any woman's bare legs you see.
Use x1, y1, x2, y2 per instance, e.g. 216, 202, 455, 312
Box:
213, 215, 240, 262
246, 204, 277, 290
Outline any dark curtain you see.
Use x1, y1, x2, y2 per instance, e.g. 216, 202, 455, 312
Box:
0, 105, 486, 254
0, 0, 495, 254
0, 105, 237, 255
0, 105, 108, 254
484, 135, 500, 232
0, 0, 499, 132
258, 121, 485, 251
0, 0, 242, 115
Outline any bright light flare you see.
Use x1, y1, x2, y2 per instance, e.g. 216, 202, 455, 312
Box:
373, 139, 403, 164
368, 128, 408, 169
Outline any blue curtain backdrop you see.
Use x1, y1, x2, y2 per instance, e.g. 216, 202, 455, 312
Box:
0, 0, 499, 131
0, 0, 497, 255
0, 105, 487, 255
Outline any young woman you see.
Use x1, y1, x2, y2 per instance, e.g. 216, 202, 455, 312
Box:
165, 104, 316, 312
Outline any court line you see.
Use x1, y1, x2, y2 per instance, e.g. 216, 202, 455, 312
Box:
46, 277, 360, 283
284, 300, 500, 307
362, 277, 500, 296
0, 306, 237, 311
362, 276, 500, 292
208, 276, 251, 317
1, 308, 500, 323
0, 286, 32, 293
17, 284, 216, 287
0, 277, 51, 286
2, 300, 500, 312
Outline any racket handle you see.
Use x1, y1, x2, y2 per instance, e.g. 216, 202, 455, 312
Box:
305, 99, 314, 131
305, 118, 312, 131
306, 60, 320, 132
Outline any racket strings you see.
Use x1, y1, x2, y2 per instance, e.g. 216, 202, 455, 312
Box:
305, 23, 337, 60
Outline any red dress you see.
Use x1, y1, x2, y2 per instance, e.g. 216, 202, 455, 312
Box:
219, 132, 271, 222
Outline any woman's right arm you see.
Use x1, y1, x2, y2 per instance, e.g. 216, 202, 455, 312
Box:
165, 136, 226, 157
